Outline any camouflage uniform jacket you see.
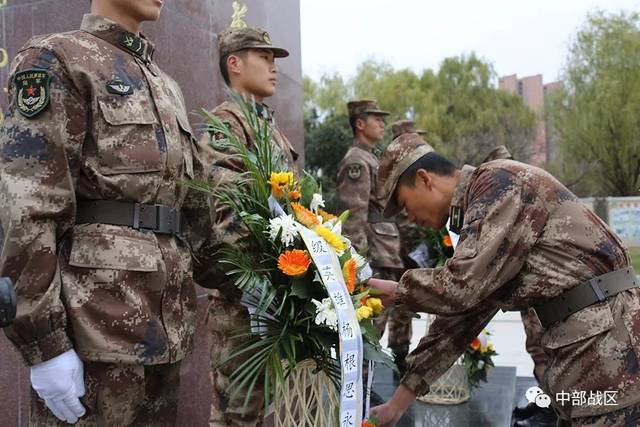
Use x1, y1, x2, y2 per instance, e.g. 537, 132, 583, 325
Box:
337, 140, 401, 268
398, 160, 639, 418
196, 98, 298, 300
0, 15, 213, 366
202, 99, 298, 169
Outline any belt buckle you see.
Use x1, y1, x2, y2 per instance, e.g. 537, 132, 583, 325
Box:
156, 205, 179, 234
132, 203, 142, 229
588, 277, 607, 302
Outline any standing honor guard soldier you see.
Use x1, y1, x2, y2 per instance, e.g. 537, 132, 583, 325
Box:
199, 4, 298, 426
369, 135, 640, 426
0, 0, 221, 425
336, 100, 407, 372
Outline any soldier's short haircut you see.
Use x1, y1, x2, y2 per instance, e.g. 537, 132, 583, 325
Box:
398, 152, 457, 186
219, 50, 249, 86
349, 113, 368, 135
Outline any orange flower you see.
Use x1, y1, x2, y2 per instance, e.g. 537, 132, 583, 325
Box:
470, 337, 481, 351
443, 234, 453, 247
278, 250, 312, 277
362, 420, 377, 427
291, 203, 320, 228
288, 189, 302, 201
343, 258, 357, 294
318, 208, 337, 222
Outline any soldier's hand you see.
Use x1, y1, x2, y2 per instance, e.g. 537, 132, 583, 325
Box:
370, 402, 403, 426
368, 278, 399, 309
30, 349, 86, 424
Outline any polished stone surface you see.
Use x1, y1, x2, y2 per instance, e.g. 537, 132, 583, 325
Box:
371, 365, 518, 427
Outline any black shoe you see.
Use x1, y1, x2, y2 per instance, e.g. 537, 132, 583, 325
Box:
513, 407, 558, 427
512, 400, 538, 421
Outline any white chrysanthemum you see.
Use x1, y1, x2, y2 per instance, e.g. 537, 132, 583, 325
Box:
267, 214, 298, 247
310, 193, 325, 213
312, 298, 338, 330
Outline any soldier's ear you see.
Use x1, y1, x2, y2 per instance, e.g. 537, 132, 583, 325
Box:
415, 169, 432, 190
355, 117, 366, 133
227, 54, 243, 76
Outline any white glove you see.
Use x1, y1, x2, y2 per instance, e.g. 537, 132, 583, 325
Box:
30, 349, 87, 424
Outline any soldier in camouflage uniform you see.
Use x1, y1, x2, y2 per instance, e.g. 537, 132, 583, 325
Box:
0, 2, 218, 425
199, 24, 298, 427
335, 100, 409, 370
370, 134, 640, 426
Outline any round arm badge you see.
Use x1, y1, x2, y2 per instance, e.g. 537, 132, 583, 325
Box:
14, 69, 51, 118
347, 163, 362, 180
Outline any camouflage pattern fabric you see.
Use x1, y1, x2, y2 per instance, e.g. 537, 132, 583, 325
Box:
336, 140, 402, 268
481, 146, 550, 384
0, 14, 223, 424
393, 160, 638, 419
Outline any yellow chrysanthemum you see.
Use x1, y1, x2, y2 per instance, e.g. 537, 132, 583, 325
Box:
356, 305, 373, 321
292, 203, 320, 228
318, 208, 337, 222
343, 258, 357, 294
314, 225, 347, 253
277, 249, 312, 277
269, 171, 294, 199
366, 297, 384, 315
482, 343, 494, 353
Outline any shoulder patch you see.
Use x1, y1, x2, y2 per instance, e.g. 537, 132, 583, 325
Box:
14, 69, 51, 118
210, 121, 232, 149
347, 163, 362, 181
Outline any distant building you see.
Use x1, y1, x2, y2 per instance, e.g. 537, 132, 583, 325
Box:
498, 74, 561, 165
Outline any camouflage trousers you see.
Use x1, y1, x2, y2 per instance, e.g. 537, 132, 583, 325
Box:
372, 267, 414, 356
207, 293, 263, 427
521, 307, 549, 383
30, 360, 181, 426
559, 404, 640, 426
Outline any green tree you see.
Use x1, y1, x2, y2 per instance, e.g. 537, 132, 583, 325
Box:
304, 110, 351, 212
548, 11, 640, 196
429, 54, 537, 165
304, 55, 538, 206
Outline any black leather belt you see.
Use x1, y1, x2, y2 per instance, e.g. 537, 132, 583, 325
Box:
76, 200, 184, 234
534, 267, 638, 328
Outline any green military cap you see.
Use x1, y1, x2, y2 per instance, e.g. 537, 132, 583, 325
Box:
391, 119, 426, 140
218, 26, 289, 58
347, 99, 390, 119
379, 133, 435, 218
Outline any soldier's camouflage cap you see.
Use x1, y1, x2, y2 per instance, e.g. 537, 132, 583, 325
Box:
379, 133, 435, 217
347, 99, 390, 118
218, 26, 289, 58
391, 120, 426, 140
